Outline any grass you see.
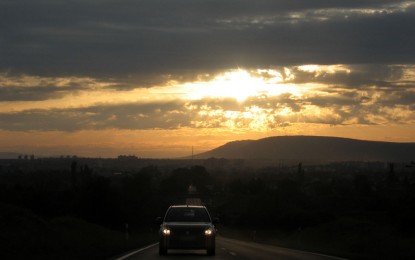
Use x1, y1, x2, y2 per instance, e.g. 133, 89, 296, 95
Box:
0, 203, 157, 260
218, 218, 415, 260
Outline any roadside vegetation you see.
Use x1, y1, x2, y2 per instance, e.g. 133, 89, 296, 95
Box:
0, 202, 155, 260
0, 159, 414, 259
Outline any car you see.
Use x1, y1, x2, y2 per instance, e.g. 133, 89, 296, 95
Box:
157, 205, 218, 256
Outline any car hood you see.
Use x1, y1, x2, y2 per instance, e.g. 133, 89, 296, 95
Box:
163, 222, 213, 228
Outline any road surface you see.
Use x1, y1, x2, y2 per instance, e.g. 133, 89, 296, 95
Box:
113, 236, 348, 260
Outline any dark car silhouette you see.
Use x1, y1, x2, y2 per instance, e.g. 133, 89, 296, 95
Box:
157, 205, 218, 256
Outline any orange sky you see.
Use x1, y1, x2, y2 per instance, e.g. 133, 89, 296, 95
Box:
1, 66, 414, 158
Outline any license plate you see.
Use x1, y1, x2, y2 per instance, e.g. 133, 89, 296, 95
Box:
180, 235, 196, 241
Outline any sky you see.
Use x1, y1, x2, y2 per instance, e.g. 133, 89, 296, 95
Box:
1, 0, 414, 158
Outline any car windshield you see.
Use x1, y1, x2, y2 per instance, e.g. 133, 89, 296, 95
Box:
165, 207, 211, 222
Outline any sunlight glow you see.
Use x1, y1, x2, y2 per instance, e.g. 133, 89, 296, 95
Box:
182, 69, 302, 102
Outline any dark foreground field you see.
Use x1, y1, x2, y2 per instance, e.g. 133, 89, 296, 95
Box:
1, 158, 415, 259
0, 203, 156, 260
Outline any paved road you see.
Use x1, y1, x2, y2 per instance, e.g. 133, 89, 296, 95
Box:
113, 236, 348, 260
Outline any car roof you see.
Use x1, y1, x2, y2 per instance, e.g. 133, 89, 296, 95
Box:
169, 205, 206, 209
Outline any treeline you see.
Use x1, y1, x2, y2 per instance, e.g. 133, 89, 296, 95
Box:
0, 160, 415, 259
220, 164, 415, 232
0, 163, 217, 232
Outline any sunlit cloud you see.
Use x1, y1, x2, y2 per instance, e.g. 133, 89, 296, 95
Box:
1, 65, 414, 134
297, 64, 351, 76
0, 62, 414, 158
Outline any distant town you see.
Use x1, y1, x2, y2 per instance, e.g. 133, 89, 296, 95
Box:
1, 153, 414, 178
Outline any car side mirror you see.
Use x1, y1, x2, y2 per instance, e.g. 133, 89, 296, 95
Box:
213, 217, 220, 225
155, 217, 163, 226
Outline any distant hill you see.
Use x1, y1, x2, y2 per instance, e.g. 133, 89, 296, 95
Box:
194, 136, 415, 162
0, 152, 21, 159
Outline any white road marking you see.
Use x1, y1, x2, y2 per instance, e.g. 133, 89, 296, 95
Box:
221, 247, 237, 257
115, 243, 158, 260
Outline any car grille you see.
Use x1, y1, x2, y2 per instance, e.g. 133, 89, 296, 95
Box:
168, 226, 206, 248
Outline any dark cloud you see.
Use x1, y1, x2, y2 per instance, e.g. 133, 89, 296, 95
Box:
0, 74, 116, 101
0, 85, 71, 101
1, 0, 414, 78
289, 65, 406, 87
0, 100, 192, 131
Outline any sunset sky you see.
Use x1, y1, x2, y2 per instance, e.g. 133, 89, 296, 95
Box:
1, 0, 414, 158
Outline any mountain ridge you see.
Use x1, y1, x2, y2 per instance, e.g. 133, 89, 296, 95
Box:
194, 136, 415, 162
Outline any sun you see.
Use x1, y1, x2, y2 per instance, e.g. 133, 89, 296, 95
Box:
183, 69, 265, 102
182, 68, 300, 102
211, 69, 265, 102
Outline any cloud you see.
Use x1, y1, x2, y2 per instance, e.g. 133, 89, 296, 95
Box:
0, 74, 118, 101
1, 0, 414, 79
0, 100, 191, 131
0, 61, 415, 132
288, 64, 405, 86
1, 84, 413, 132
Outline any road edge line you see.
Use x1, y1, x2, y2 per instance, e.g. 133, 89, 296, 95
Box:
114, 242, 158, 260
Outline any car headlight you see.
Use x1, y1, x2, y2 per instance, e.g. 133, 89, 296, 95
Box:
162, 228, 171, 235
205, 228, 213, 236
